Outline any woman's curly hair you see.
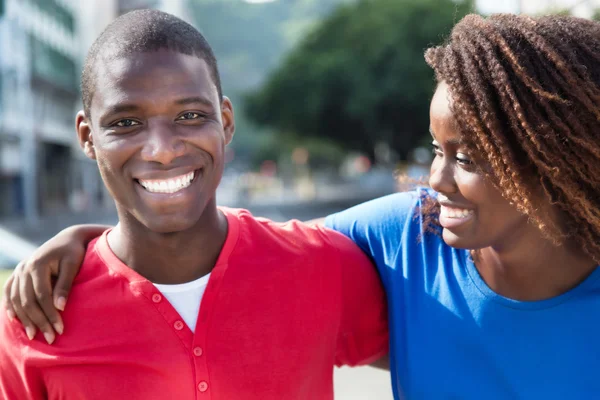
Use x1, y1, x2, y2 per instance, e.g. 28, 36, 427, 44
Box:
423, 13, 600, 263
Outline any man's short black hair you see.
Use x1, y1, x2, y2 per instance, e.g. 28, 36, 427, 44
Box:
81, 9, 222, 117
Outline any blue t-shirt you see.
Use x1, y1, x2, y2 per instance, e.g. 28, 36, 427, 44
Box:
326, 190, 600, 400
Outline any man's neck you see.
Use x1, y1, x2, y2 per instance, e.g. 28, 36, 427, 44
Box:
107, 203, 228, 284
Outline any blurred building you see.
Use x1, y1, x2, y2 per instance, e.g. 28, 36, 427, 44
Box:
0, 0, 80, 221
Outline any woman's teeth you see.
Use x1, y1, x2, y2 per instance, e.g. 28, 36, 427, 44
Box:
138, 171, 195, 194
440, 206, 474, 219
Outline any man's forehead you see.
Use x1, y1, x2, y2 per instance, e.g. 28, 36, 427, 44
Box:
95, 50, 211, 84
91, 51, 218, 108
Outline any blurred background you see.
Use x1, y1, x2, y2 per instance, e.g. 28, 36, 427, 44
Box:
1, 0, 599, 398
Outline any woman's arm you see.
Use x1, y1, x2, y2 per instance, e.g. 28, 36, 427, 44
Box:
2, 224, 111, 344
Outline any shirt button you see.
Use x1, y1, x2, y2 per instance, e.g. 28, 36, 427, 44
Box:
152, 294, 162, 303
198, 381, 208, 392
174, 321, 184, 330
193, 347, 203, 357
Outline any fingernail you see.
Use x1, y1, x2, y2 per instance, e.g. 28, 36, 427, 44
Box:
55, 297, 66, 311
25, 327, 36, 340
6, 309, 15, 321
53, 321, 64, 335
44, 332, 55, 345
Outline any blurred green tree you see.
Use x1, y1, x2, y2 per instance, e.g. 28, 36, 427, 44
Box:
244, 0, 474, 161
189, 0, 355, 166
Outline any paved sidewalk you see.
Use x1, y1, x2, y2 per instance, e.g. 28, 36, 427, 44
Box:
334, 366, 394, 399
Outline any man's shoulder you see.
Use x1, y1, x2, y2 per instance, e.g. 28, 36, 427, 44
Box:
60, 235, 126, 317
74, 235, 112, 284
220, 207, 349, 259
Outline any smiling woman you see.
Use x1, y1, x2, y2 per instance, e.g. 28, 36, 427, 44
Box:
325, 13, 600, 399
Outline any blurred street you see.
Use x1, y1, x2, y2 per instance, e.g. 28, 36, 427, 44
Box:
1, 171, 399, 245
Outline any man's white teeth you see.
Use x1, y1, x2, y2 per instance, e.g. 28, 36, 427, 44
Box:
138, 171, 195, 194
442, 207, 474, 219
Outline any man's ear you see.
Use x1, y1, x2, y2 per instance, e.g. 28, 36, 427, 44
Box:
221, 96, 235, 146
76, 111, 96, 160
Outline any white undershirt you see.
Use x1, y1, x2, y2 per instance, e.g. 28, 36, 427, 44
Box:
153, 273, 211, 331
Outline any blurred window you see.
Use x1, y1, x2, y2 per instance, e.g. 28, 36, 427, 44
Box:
30, 0, 74, 33
29, 35, 76, 92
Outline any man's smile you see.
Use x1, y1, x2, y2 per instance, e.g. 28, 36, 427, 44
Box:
137, 170, 198, 194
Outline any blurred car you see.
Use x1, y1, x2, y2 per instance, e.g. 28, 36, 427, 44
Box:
0, 226, 36, 269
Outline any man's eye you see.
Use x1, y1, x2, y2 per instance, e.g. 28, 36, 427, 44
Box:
177, 112, 202, 120
114, 119, 140, 127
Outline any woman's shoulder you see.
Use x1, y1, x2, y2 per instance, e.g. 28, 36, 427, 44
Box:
325, 188, 436, 235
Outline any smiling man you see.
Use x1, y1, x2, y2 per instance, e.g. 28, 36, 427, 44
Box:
0, 10, 387, 400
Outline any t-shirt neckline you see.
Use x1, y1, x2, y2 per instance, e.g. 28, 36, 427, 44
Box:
462, 249, 600, 310
96, 207, 240, 285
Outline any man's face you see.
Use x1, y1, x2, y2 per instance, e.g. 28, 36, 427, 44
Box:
78, 49, 234, 233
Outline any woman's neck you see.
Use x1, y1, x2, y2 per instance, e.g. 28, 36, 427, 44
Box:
474, 237, 597, 301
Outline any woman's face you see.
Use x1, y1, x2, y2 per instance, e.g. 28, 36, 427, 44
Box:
428, 82, 532, 251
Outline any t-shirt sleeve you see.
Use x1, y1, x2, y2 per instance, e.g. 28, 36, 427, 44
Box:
0, 314, 46, 399
325, 229, 389, 367
324, 191, 424, 284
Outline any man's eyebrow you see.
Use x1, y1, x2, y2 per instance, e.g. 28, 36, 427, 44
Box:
100, 103, 140, 119
174, 96, 214, 107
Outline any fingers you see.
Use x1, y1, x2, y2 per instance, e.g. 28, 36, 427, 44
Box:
10, 274, 37, 341
23, 281, 55, 344
2, 229, 87, 345
31, 262, 64, 336
53, 256, 79, 312
21, 271, 57, 344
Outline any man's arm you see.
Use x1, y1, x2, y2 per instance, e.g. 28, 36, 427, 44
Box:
324, 193, 422, 371
327, 229, 389, 368
2, 224, 110, 343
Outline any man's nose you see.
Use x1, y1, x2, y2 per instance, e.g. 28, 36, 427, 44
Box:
140, 119, 186, 165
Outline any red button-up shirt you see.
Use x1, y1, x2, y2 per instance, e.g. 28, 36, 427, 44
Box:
0, 208, 388, 400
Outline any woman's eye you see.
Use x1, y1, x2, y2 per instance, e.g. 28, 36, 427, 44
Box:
177, 112, 202, 120
114, 119, 140, 128
431, 142, 443, 157
456, 153, 474, 165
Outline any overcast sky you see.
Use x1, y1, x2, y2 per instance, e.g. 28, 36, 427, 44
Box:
476, 0, 600, 16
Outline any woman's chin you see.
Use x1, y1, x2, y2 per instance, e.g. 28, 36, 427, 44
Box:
442, 228, 473, 249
